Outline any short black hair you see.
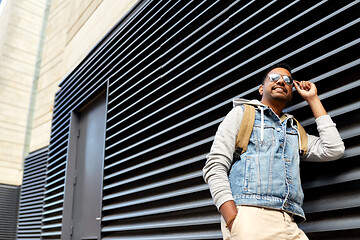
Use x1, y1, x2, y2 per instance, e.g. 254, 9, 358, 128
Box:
262, 62, 292, 84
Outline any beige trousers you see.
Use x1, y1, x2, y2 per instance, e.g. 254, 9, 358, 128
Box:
221, 206, 309, 240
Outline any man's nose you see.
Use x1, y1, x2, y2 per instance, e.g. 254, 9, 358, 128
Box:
276, 77, 286, 85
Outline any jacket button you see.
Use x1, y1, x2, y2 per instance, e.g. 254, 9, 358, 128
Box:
277, 127, 281, 132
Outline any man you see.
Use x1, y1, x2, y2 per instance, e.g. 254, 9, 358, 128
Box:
203, 63, 345, 239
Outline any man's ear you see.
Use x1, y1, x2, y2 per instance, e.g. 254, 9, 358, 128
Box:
259, 85, 263, 96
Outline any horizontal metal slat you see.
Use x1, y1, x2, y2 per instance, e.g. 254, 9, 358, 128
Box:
41, 222, 62, 230
303, 191, 360, 214
102, 214, 219, 232
40, 230, 61, 236
43, 191, 63, 202
301, 215, 360, 233
18, 216, 42, 222
43, 199, 63, 209
41, 206, 63, 216
41, 214, 62, 223
102, 199, 213, 221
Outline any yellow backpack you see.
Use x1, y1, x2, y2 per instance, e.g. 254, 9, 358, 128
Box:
233, 104, 308, 161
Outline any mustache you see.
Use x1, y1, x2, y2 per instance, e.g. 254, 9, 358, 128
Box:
272, 84, 287, 93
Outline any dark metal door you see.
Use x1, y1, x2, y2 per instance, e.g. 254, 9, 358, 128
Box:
71, 93, 106, 240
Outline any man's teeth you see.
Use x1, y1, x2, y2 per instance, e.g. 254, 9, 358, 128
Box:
274, 87, 285, 92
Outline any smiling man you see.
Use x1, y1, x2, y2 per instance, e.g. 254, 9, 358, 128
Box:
203, 63, 345, 240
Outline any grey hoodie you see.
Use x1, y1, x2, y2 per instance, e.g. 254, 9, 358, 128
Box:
203, 98, 345, 210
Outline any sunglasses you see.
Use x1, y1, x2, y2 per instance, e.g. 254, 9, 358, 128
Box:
268, 73, 294, 85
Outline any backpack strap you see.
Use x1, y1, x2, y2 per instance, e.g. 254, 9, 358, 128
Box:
293, 118, 308, 156
233, 104, 255, 160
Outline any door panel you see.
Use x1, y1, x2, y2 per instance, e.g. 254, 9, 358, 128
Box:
71, 93, 106, 240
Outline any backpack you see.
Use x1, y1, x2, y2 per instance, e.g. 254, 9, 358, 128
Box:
233, 104, 308, 161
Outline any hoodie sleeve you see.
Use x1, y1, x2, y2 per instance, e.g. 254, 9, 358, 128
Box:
202, 106, 243, 210
304, 115, 345, 162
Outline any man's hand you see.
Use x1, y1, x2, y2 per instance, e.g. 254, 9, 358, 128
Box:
220, 200, 238, 232
293, 80, 318, 102
294, 80, 327, 118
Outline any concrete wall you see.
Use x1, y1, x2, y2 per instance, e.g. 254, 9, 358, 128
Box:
0, 0, 138, 185
0, 0, 46, 185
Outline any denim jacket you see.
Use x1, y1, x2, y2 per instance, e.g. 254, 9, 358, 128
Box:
203, 98, 345, 222
229, 105, 305, 220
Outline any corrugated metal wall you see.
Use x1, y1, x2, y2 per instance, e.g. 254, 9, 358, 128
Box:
17, 147, 48, 240
0, 183, 20, 240
37, 1, 359, 239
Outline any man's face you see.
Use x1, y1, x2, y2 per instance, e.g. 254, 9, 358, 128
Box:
259, 67, 293, 104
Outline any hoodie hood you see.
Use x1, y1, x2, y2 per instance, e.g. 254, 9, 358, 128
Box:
233, 98, 267, 145
233, 98, 293, 118
232, 98, 266, 108
233, 98, 294, 145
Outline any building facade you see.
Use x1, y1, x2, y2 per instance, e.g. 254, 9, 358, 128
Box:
1, 1, 359, 239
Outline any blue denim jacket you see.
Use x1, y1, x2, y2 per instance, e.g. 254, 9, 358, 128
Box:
228, 106, 305, 221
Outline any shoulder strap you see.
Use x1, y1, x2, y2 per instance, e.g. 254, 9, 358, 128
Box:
293, 118, 308, 156
235, 104, 255, 156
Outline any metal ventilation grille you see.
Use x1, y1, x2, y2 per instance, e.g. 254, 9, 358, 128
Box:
40, 112, 67, 240
0, 184, 20, 240
17, 147, 48, 240
43, 1, 359, 239
103, 1, 359, 239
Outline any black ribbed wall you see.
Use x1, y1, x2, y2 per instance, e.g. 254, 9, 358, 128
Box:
17, 147, 48, 240
0, 184, 20, 240
39, 1, 359, 239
